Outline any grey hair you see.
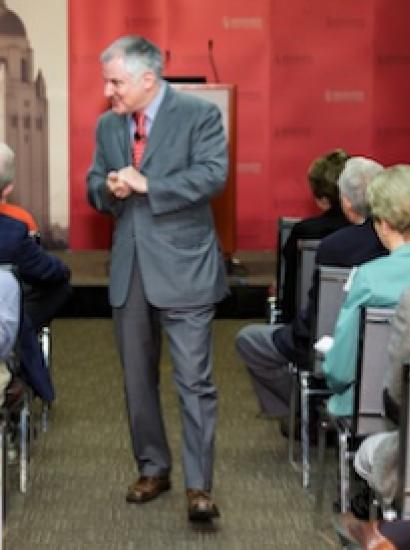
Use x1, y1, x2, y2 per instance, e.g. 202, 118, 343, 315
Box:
100, 35, 163, 80
0, 142, 15, 193
337, 156, 384, 217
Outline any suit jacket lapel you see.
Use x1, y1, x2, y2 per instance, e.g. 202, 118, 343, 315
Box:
141, 84, 177, 169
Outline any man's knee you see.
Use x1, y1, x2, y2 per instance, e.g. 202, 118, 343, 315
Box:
235, 324, 259, 362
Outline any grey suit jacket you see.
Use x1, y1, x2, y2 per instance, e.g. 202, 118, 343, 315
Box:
87, 83, 229, 308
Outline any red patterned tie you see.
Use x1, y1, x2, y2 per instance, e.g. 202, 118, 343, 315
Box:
133, 111, 146, 168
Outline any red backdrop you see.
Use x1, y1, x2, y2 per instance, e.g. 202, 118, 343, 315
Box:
69, 0, 410, 250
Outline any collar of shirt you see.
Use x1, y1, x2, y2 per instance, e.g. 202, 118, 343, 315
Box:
128, 79, 166, 139
391, 241, 410, 257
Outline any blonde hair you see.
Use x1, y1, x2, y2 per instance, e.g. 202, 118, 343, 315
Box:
367, 164, 410, 233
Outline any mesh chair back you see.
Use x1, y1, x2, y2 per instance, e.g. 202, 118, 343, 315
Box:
313, 266, 351, 374
296, 239, 320, 313
354, 306, 395, 437
276, 217, 301, 306
399, 362, 410, 519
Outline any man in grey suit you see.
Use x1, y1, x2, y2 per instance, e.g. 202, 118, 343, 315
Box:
87, 35, 228, 521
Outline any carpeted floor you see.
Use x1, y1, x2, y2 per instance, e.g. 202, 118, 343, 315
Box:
4, 318, 339, 549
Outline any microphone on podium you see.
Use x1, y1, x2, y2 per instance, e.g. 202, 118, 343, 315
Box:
208, 39, 220, 83
165, 49, 171, 68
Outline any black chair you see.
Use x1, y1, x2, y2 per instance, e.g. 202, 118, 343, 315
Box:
287, 239, 320, 477
316, 306, 395, 513
295, 239, 321, 314
289, 265, 351, 488
270, 217, 301, 324
398, 362, 410, 519
38, 325, 51, 432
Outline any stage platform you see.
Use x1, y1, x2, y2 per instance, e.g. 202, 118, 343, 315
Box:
55, 250, 276, 319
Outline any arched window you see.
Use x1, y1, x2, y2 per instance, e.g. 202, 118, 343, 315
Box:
21, 58, 28, 82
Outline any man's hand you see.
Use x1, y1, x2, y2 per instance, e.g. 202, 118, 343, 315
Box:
106, 171, 132, 199
117, 166, 148, 194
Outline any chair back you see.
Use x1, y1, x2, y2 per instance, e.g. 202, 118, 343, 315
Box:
312, 266, 351, 374
296, 239, 320, 313
354, 306, 395, 437
398, 362, 410, 519
276, 216, 301, 306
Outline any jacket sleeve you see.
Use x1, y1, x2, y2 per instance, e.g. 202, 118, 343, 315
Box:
86, 117, 124, 217
147, 102, 228, 216
13, 231, 70, 285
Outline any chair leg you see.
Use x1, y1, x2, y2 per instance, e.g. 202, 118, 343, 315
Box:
0, 419, 5, 550
339, 430, 350, 513
40, 326, 51, 433
369, 490, 378, 521
41, 402, 49, 433
300, 371, 310, 488
19, 394, 29, 494
315, 414, 328, 516
40, 325, 51, 367
288, 364, 298, 467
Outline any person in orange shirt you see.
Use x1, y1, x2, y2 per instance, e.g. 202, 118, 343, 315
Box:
0, 167, 39, 236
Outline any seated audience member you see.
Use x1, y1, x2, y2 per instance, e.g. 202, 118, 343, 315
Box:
0, 268, 20, 406
0, 143, 71, 401
322, 165, 410, 417
281, 149, 350, 323
235, 157, 386, 420
0, 199, 38, 236
0, 142, 39, 236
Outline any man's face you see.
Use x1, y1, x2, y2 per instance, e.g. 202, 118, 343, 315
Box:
102, 56, 148, 114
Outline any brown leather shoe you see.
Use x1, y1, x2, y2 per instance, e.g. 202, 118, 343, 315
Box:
187, 489, 220, 521
126, 476, 171, 503
336, 512, 396, 549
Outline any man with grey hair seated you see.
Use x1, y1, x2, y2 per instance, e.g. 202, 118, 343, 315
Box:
235, 157, 387, 424
0, 142, 71, 402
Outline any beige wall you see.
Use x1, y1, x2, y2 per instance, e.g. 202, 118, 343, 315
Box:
7, 0, 68, 229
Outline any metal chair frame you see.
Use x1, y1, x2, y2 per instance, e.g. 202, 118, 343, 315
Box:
398, 362, 410, 519
289, 265, 351, 488
316, 306, 395, 513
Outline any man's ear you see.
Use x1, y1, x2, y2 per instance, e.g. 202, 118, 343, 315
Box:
315, 196, 331, 211
379, 218, 393, 235
142, 70, 157, 90
1, 182, 13, 201
341, 194, 352, 212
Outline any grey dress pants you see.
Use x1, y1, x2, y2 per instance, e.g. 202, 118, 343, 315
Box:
113, 257, 217, 491
235, 323, 292, 417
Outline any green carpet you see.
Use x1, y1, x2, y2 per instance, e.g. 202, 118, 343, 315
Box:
5, 318, 338, 549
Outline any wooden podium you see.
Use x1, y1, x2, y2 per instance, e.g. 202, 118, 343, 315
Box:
171, 84, 237, 257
